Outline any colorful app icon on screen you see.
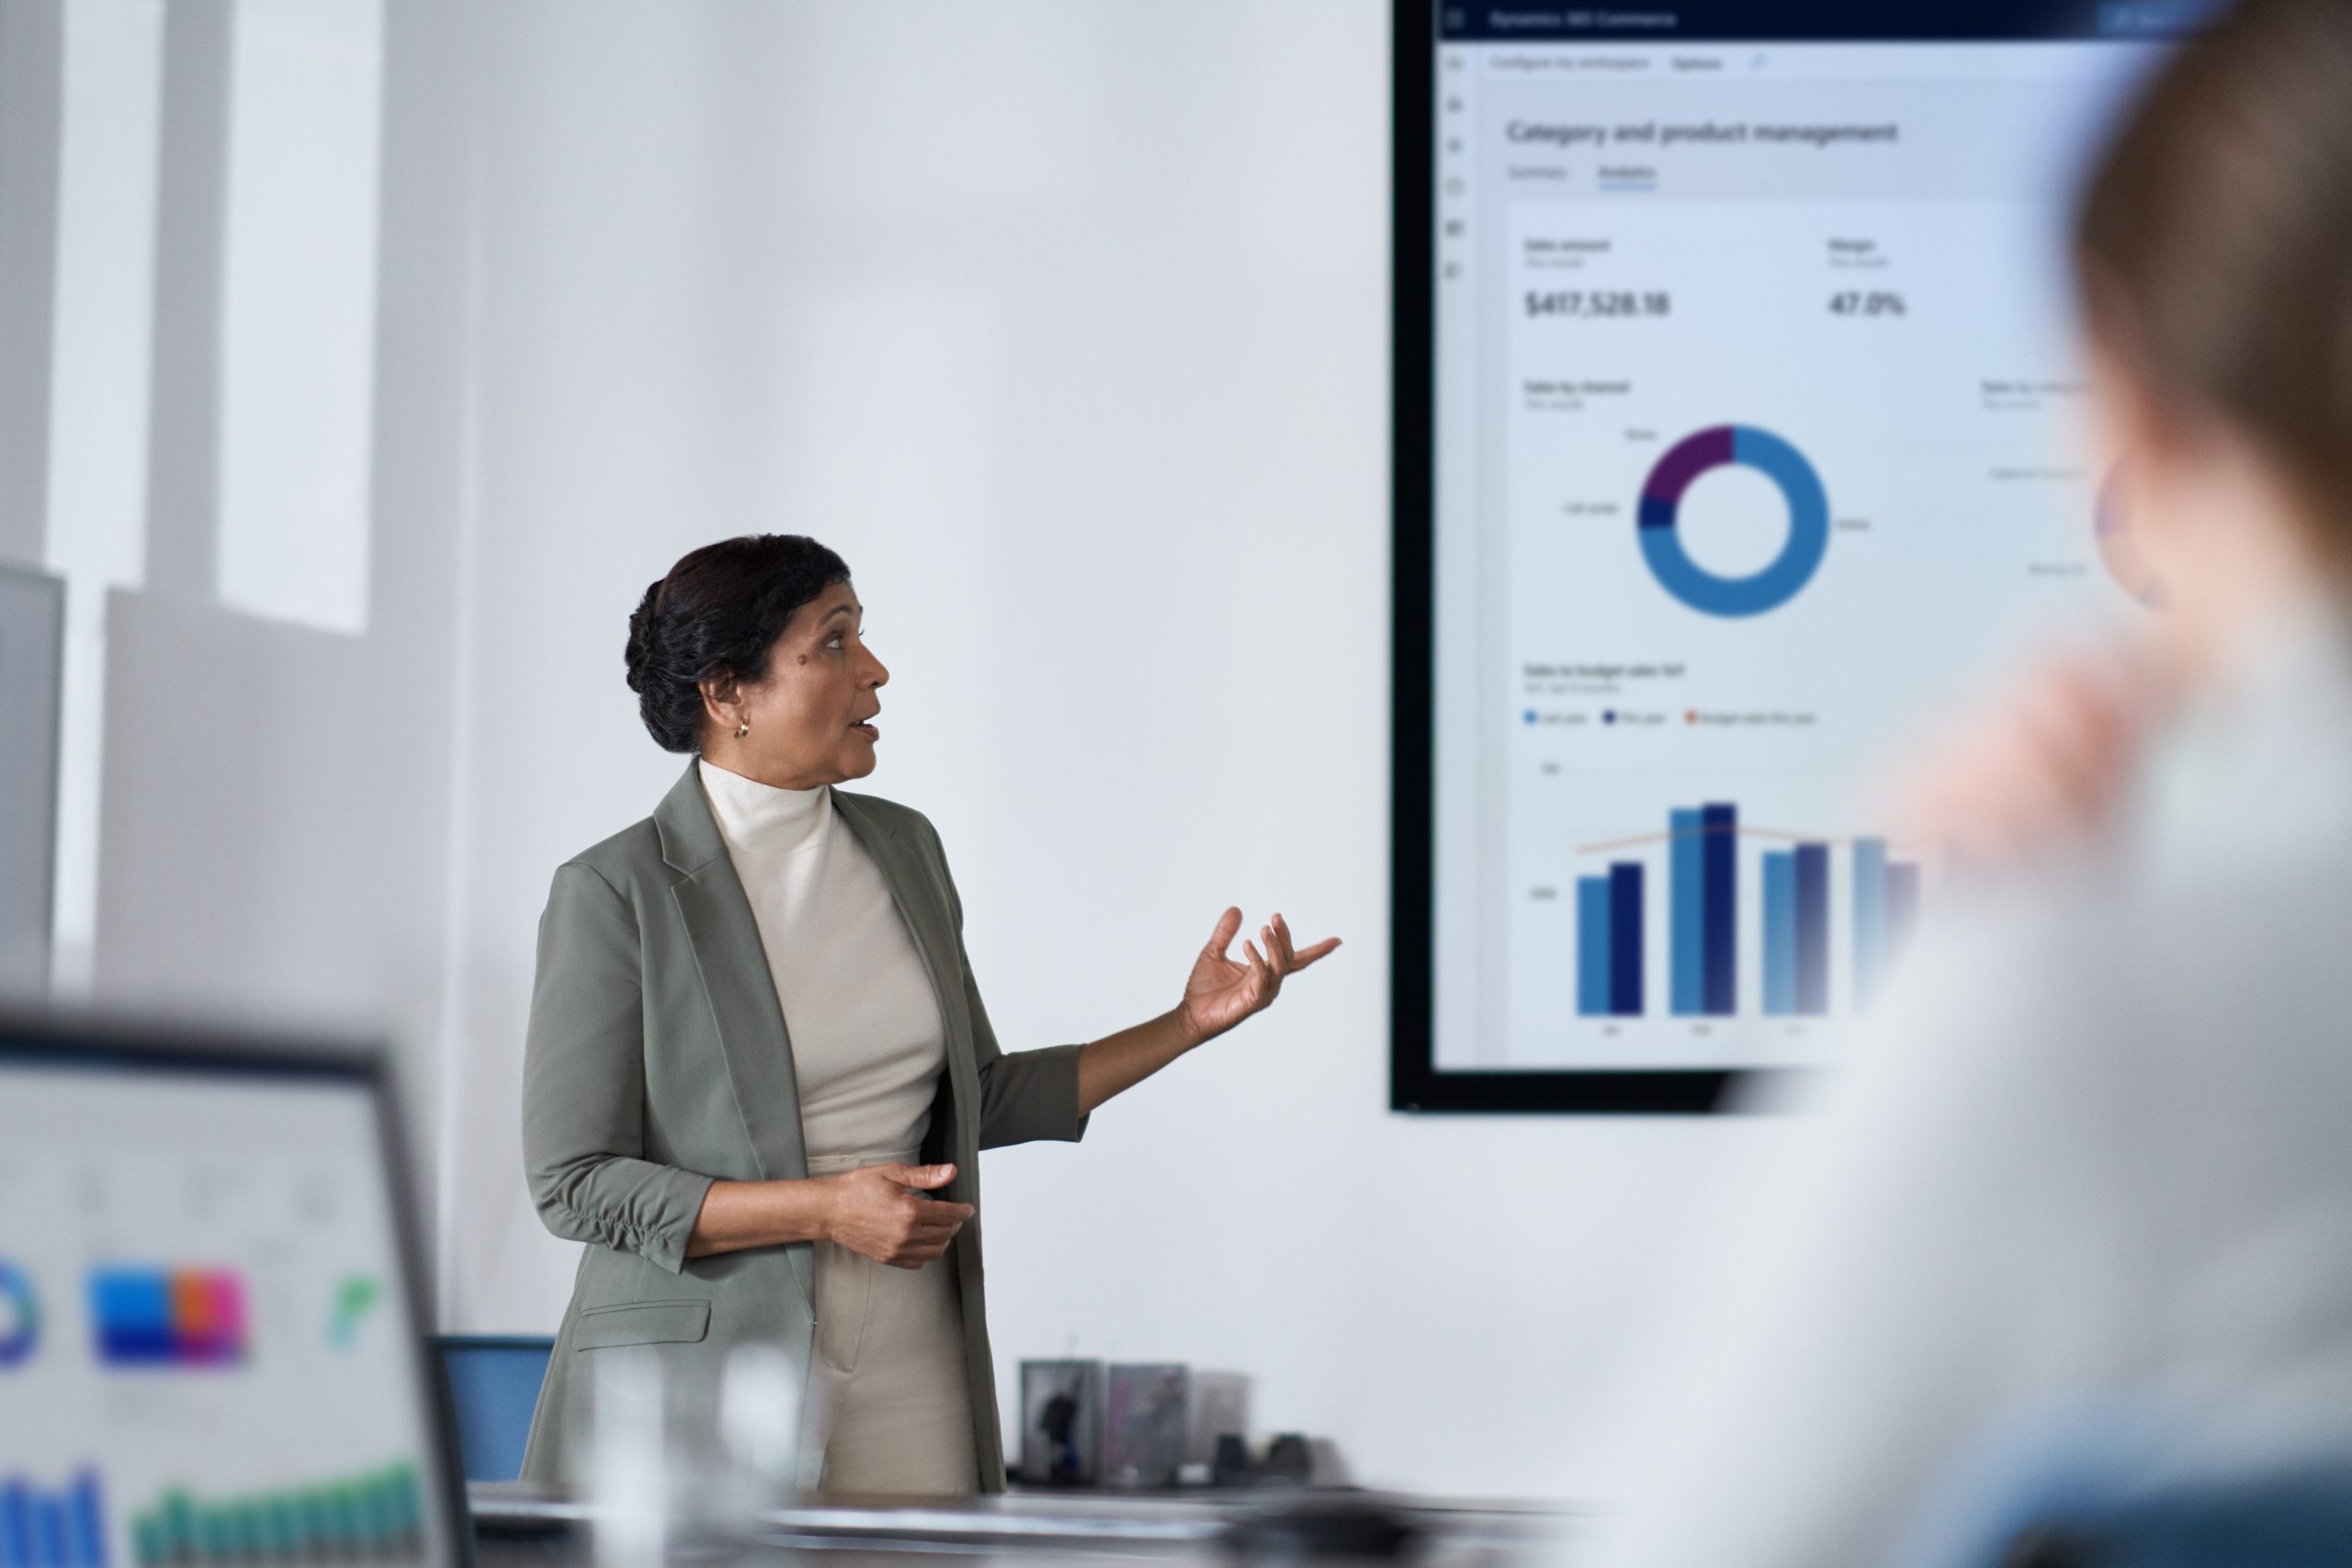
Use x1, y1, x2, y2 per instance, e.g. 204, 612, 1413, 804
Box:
88, 1267, 247, 1366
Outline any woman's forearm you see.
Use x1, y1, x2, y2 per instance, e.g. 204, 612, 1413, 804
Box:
684, 1177, 837, 1259
1076, 1007, 1205, 1117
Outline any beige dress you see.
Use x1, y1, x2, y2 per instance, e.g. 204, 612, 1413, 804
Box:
698, 761, 976, 1495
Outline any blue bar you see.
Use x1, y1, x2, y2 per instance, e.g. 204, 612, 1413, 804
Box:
66, 1476, 103, 1568
1609, 863, 1645, 1016
1577, 876, 1612, 1016
1853, 836, 1888, 1010
3, 1481, 33, 1568
1762, 852, 1797, 1015
1794, 843, 1831, 1015
1701, 803, 1737, 1014
29, 1495, 62, 1568
1668, 808, 1704, 1015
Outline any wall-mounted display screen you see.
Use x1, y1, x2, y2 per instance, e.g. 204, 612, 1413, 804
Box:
1392, 3, 2194, 1111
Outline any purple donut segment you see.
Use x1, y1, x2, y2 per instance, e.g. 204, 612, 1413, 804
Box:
1640, 424, 1736, 511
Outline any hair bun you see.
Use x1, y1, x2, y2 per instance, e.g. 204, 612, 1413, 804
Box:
624, 535, 851, 753
624, 579, 664, 694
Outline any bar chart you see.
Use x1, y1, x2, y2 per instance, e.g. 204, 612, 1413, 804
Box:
0, 1472, 108, 1568
126, 1461, 424, 1568
1577, 804, 1926, 1021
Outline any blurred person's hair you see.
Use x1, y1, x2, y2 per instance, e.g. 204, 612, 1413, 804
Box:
625, 534, 852, 752
2075, 0, 2352, 545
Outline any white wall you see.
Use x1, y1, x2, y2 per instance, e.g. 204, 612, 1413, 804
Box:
3, 0, 1796, 1503
431, 0, 1792, 1501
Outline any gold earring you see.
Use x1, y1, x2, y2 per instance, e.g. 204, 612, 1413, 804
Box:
735, 720, 750, 739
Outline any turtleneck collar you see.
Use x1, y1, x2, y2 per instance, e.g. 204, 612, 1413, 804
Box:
697, 757, 831, 859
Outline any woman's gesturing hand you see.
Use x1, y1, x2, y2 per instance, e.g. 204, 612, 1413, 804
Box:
1178, 908, 1341, 1044
821, 1163, 974, 1269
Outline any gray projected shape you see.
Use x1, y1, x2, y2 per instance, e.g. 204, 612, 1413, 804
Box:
0, 564, 63, 998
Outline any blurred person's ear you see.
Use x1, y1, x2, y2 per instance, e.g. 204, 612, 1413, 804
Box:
2086, 336, 2322, 683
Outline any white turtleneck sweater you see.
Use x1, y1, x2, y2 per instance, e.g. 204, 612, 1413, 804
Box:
696, 760, 946, 1161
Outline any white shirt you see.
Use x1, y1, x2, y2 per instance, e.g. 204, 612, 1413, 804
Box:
696, 760, 946, 1160
1600, 597, 2352, 1568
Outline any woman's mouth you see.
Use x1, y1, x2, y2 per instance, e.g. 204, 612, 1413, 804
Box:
851, 721, 879, 740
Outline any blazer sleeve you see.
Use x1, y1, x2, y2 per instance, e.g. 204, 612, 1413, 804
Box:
520, 860, 717, 1275
926, 819, 1091, 1150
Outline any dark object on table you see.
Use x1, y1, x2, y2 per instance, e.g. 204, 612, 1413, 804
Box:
1018, 1359, 1103, 1484
1217, 1494, 1426, 1563
1260, 1433, 1314, 1486
1214, 1433, 1255, 1488
1105, 1363, 1191, 1489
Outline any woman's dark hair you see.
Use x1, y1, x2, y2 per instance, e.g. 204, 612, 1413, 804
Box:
2075, 0, 2352, 543
625, 535, 851, 752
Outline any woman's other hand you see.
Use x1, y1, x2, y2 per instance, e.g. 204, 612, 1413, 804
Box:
821, 1163, 974, 1269
1178, 908, 1341, 1043
1889, 644, 2167, 874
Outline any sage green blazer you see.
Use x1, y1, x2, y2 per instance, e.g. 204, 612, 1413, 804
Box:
515, 759, 1089, 1489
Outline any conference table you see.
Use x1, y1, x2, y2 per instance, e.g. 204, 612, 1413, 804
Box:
467, 1483, 1579, 1568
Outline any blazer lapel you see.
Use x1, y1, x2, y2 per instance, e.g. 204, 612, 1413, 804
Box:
831, 792, 982, 1127
653, 761, 816, 1303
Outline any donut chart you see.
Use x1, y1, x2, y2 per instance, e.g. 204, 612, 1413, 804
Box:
1637, 424, 1829, 617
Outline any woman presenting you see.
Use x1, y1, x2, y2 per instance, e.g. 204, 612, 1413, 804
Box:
516, 533, 1339, 1495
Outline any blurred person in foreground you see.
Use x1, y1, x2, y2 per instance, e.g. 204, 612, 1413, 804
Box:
1599, 3, 2352, 1562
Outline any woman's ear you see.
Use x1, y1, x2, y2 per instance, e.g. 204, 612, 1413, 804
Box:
697, 669, 742, 735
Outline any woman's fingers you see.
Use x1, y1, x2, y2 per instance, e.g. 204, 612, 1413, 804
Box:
1244, 938, 1277, 1004
1289, 936, 1341, 969
1204, 906, 1243, 958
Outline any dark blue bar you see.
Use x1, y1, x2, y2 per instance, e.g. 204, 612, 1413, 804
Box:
1700, 803, 1736, 1015
1609, 862, 1644, 1016
1793, 842, 1830, 1015
1435, 0, 2213, 41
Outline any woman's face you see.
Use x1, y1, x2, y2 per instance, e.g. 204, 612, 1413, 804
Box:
707, 580, 889, 788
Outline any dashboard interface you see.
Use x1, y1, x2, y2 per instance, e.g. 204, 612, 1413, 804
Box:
0, 1046, 460, 1568
1395, 3, 2196, 1111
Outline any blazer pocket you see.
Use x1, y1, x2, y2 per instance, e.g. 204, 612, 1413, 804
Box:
574, 1299, 712, 1350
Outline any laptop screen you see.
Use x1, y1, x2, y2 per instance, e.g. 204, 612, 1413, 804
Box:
0, 1025, 464, 1568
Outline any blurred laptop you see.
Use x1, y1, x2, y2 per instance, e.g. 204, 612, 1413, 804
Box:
0, 1013, 472, 1568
